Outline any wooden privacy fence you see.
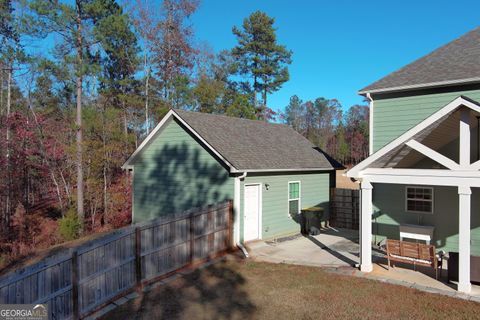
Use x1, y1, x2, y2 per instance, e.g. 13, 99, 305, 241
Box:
0, 200, 233, 320
330, 188, 359, 230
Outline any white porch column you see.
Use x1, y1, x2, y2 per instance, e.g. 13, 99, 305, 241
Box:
459, 108, 471, 168
360, 180, 373, 272
458, 185, 472, 293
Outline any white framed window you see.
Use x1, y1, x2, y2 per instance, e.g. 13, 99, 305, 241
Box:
288, 181, 301, 216
405, 186, 434, 214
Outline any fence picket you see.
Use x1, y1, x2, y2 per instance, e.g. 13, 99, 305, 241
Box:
0, 200, 232, 320
330, 188, 359, 229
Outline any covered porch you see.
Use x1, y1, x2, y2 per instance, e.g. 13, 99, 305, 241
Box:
348, 96, 480, 293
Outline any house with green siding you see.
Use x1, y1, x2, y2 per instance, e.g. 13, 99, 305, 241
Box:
122, 109, 335, 245
348, 27, 480, 293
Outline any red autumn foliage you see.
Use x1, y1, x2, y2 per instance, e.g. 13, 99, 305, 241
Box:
106, 178, 133, 229
0, 110, 132, 271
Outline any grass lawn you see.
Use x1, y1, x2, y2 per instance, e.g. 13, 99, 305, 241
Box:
102, 257, 480, 320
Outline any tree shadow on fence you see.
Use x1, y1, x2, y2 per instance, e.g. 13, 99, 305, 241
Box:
102, 258, 256, 320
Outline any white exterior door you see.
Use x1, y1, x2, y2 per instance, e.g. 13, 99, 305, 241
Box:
244, 184, 261, 241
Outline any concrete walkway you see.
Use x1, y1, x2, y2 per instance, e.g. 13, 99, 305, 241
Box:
246, 227, 480, 302
246, 228, 360, 267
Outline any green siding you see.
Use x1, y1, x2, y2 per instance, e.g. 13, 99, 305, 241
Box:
373, 89, 480, 152
240, 172, 331, 241
132, 118, 234, 222
372, 184, 480, 255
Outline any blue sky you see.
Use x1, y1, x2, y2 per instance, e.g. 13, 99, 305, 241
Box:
191, 0, 480, 113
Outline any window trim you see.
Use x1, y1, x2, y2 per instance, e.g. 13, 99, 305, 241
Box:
405, 186, 434, 214
288, 181, 301, 217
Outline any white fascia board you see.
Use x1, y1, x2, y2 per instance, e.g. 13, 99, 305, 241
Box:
121, 109, 237, 172
362, 174, 480, 188
231, 167, 334, 173
347, 96, 480, 178
360, 168, 480, 187
358, 77, 480, 95
361, 168, 480, 178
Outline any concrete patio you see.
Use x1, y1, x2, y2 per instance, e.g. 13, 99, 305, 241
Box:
246, 227, 480, 301
246, 228, 360, 268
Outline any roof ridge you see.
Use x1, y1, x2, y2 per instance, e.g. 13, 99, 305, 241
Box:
172, 108, 288, 127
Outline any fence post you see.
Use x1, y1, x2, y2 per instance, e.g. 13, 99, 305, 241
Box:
207, 205, 215, 257
330, 188, 336, 228
353, 190, 358, 229
228, 200, 234, 250
189, 210, 195, 264
71, 250, 79, 320
135, 227, 142, 289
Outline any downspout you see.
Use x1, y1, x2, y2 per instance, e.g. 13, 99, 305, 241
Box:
366, 93, 374, 156
237, 242, 250, 258
234, 171, 249, 257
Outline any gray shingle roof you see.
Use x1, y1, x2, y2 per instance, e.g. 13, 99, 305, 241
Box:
173, 109, 334, 171
359, 27, 480, 94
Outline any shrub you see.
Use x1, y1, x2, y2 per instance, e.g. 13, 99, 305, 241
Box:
58, 209, 82, 241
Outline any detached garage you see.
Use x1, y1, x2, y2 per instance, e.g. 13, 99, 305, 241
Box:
122, 109, 336, 243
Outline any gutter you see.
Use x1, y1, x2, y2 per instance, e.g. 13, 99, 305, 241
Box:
238, 171, 248, 180
230, 167, 334, 173
358, 77, 480, 96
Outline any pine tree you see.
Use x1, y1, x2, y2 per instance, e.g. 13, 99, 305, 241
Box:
95, 1, 141, 139
232, 11, 292, 120
26, 0, 136, 229
0, 0, 21, 232
284, 95, 304, 133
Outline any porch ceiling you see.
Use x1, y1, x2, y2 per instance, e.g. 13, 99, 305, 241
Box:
370, 107, 480, 169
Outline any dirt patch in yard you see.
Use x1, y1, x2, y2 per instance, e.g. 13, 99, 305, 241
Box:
102, 257, 480, 320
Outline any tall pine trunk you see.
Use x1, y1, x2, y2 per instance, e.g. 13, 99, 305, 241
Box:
1, 67, 3, 115
102, 105, 108, 223
262, 88, 267, 120
4, 66, 12, 231
122, 92, 130, 186
143, 0, 150, 133
75, 1, 84, 227
253, 75, 257, 116
122, 86, 128, 139
144, 58, 150, 134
